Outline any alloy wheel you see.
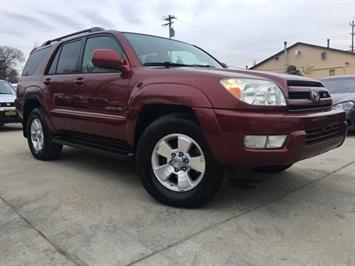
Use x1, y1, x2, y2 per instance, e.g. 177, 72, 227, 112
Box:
30, 118, 44, 153
151, 133, 206, 192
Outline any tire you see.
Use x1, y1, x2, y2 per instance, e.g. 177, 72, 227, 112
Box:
136, 113, 224, 208
255, 164, 293, 173
26, 108, 62, 160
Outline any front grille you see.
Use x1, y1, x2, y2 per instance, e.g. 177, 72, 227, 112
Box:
0, 102, 15, 107
287, 79, 332, 112
289, 91, 331, 100
305, 123, 344, 145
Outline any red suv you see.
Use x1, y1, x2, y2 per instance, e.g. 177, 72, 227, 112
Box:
16, 28, 346, 207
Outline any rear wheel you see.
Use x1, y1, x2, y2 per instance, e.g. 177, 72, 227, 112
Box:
255, 164, 293, 173
26, 108, 62, 160
136, 113, 224, 208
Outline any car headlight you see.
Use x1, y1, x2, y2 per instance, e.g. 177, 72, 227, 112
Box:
220, 78, 286, 106
333, 101, 355, 111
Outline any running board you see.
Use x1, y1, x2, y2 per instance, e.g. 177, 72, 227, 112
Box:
52, 137, 134, 160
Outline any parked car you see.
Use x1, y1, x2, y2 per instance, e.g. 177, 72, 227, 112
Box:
16, 28, 347, 207
0, 80, 21, 127
321, 75, 355, 131
10, 83, 17, 90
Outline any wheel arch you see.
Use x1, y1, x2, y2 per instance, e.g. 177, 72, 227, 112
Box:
22, 95, 43, 138
126, 83, 229, 164
133, 104, 198, 146
126, 83, 213, 146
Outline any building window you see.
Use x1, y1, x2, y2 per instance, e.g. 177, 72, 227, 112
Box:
329, 69, 335, 76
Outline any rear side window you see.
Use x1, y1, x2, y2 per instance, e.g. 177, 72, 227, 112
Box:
56, 40, 82, 74
81, 36, 124, 73
22, 47, 50, 76
47, 48, 60, 75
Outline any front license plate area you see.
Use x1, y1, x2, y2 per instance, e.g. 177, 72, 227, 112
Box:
4, 109, 17, 116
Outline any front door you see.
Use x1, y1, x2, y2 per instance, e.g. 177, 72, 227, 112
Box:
70, 35, 130, 140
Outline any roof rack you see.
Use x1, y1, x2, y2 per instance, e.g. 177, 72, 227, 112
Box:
41, 27, 104, 46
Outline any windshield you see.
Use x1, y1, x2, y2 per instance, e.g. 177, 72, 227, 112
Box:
0, 80, 15, 95
322, 77, 355, 93
123, 33, 222, 68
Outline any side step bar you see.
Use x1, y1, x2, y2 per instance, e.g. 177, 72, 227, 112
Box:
52, 137, 134, 160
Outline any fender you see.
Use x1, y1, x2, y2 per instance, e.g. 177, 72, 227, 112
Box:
126, 82, 229, 164
22, 86, 57, 135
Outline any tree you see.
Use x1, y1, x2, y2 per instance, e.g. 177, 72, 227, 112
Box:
0, 46, 24, 83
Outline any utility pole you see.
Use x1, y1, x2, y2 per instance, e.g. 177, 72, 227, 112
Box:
162, 15, 176, 38
350, 20, 355, 53
283, 41, 288, 70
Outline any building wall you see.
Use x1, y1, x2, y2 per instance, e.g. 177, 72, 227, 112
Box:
252, 44, 355, 79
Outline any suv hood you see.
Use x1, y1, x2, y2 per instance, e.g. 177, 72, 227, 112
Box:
165, 67, 320, 89
140, 67, 325, 109
0, 94, 16, 103
331, 92, 355, 104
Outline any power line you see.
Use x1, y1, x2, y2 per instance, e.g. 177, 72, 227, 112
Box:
177, 18, 346, 48
177, 19, 247, 43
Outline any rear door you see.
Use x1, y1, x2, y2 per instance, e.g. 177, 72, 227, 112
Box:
70, 35, 130, 140
43, 39, 84, 131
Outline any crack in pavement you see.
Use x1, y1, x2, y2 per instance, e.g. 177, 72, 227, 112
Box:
126, 160, 355, 266
0, 196, 87, 266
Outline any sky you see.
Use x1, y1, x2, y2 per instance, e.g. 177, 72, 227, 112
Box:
1, 0, 355, 69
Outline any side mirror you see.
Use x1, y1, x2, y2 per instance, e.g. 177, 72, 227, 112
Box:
221, 62, 228, 68
92, 49, 124, 70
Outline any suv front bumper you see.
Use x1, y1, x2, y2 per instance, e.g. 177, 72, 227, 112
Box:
345, 108, 355, 131
0, 107, 21, 124
194, 108, 346, 167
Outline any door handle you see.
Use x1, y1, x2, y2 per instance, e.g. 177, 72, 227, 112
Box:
43, 78, 51, 85
73, 77, 85, 86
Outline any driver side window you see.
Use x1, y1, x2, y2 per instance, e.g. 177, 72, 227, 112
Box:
81, 36, 124, 73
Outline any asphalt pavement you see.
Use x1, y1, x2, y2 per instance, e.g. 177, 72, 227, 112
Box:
1, 124, 354, 266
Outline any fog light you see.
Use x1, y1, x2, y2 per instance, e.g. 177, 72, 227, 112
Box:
244, 135, 287, 149
244, 135, 267, 149
266, 135, 287, 148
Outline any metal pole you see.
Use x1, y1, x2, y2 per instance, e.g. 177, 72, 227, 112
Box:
284, 41, 288, 70
351, 20, 355, 53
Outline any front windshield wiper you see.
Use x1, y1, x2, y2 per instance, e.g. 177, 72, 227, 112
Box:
143, 62, 215, 68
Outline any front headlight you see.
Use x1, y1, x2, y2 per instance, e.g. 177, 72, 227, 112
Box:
220, 78, 286, 106
333, 101, 355, 111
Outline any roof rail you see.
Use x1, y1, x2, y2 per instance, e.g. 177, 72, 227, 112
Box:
41, 27, 104, 46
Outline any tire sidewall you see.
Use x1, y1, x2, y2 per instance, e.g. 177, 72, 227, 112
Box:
136, 115, 223, 207
26, 108, 52, 159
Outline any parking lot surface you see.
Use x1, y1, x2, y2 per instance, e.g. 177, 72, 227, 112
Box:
1, 124, 355, 266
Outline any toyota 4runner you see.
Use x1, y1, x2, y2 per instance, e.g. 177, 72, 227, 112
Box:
16, 27, 347, 207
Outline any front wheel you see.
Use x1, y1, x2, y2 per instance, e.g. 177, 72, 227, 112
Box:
136, 113, 224, 208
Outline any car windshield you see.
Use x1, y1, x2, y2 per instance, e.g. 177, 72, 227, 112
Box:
123, 33, 222, 69
322, 77, 355, 93
0, 80, 15, 95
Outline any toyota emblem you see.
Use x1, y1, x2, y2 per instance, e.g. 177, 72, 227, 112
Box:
310, 90, 320, 103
